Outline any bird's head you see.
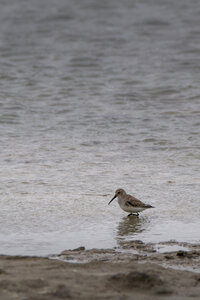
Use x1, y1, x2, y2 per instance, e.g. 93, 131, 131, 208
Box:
108, 188, 126, 205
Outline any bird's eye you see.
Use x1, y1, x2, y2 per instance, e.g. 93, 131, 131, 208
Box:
118, 191, 120, 194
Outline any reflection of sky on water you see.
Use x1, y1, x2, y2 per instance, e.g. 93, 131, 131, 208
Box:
116, 213, 200, 247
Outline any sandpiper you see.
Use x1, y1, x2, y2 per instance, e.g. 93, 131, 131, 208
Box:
108, 188, 154, 216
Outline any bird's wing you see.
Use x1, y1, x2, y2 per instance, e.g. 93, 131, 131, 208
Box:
126, 194, 147, 207
126, 201, 136, 207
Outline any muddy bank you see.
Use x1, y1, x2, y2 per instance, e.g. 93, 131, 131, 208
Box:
0, 242, 199, 299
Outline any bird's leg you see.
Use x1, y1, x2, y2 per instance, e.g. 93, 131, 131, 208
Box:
128, 213, 139, 217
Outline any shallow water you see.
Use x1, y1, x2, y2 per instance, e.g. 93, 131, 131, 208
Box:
0, 0, 199, 256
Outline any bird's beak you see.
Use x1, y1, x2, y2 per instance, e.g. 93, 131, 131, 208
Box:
108, 194, 117, 205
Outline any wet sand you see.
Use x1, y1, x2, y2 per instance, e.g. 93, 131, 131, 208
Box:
0, 241, 199, 299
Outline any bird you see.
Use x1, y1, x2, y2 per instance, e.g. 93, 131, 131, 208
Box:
108, 188, 154, 216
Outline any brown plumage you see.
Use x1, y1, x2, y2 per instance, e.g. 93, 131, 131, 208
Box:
108, 188, 154, 216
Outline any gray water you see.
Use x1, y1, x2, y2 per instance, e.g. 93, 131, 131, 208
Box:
0, 0, 199, 256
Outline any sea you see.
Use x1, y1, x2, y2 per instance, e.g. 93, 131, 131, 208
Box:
0, 0, 199, 256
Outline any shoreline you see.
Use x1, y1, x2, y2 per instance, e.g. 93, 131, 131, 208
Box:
0, 241, 199, 299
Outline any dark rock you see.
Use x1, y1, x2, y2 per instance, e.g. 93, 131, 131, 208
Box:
51, 284, 71, 298
176, 251, 187, 257
110, 271, 163, 289
60, 246, 85, 255
133, 240, 144, 245
156, 288, 173, 295
164, 255, 174, 260
72, 247, 85, 252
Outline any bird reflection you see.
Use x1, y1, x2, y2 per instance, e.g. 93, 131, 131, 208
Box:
116, 216, 147, 248
117, 216, 143, 237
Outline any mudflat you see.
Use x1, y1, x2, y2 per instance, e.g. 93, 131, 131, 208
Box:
0, 241, 199, 300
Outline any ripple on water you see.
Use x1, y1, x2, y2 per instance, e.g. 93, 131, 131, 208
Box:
0, 0, 200, 255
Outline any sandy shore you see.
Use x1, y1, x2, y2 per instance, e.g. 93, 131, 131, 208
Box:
0, 241, 199, 299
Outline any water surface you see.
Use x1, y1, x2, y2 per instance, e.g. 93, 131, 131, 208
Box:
0, 0, 199, 255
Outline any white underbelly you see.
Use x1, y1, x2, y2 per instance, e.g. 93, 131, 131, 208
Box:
119, 203, 145, 213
